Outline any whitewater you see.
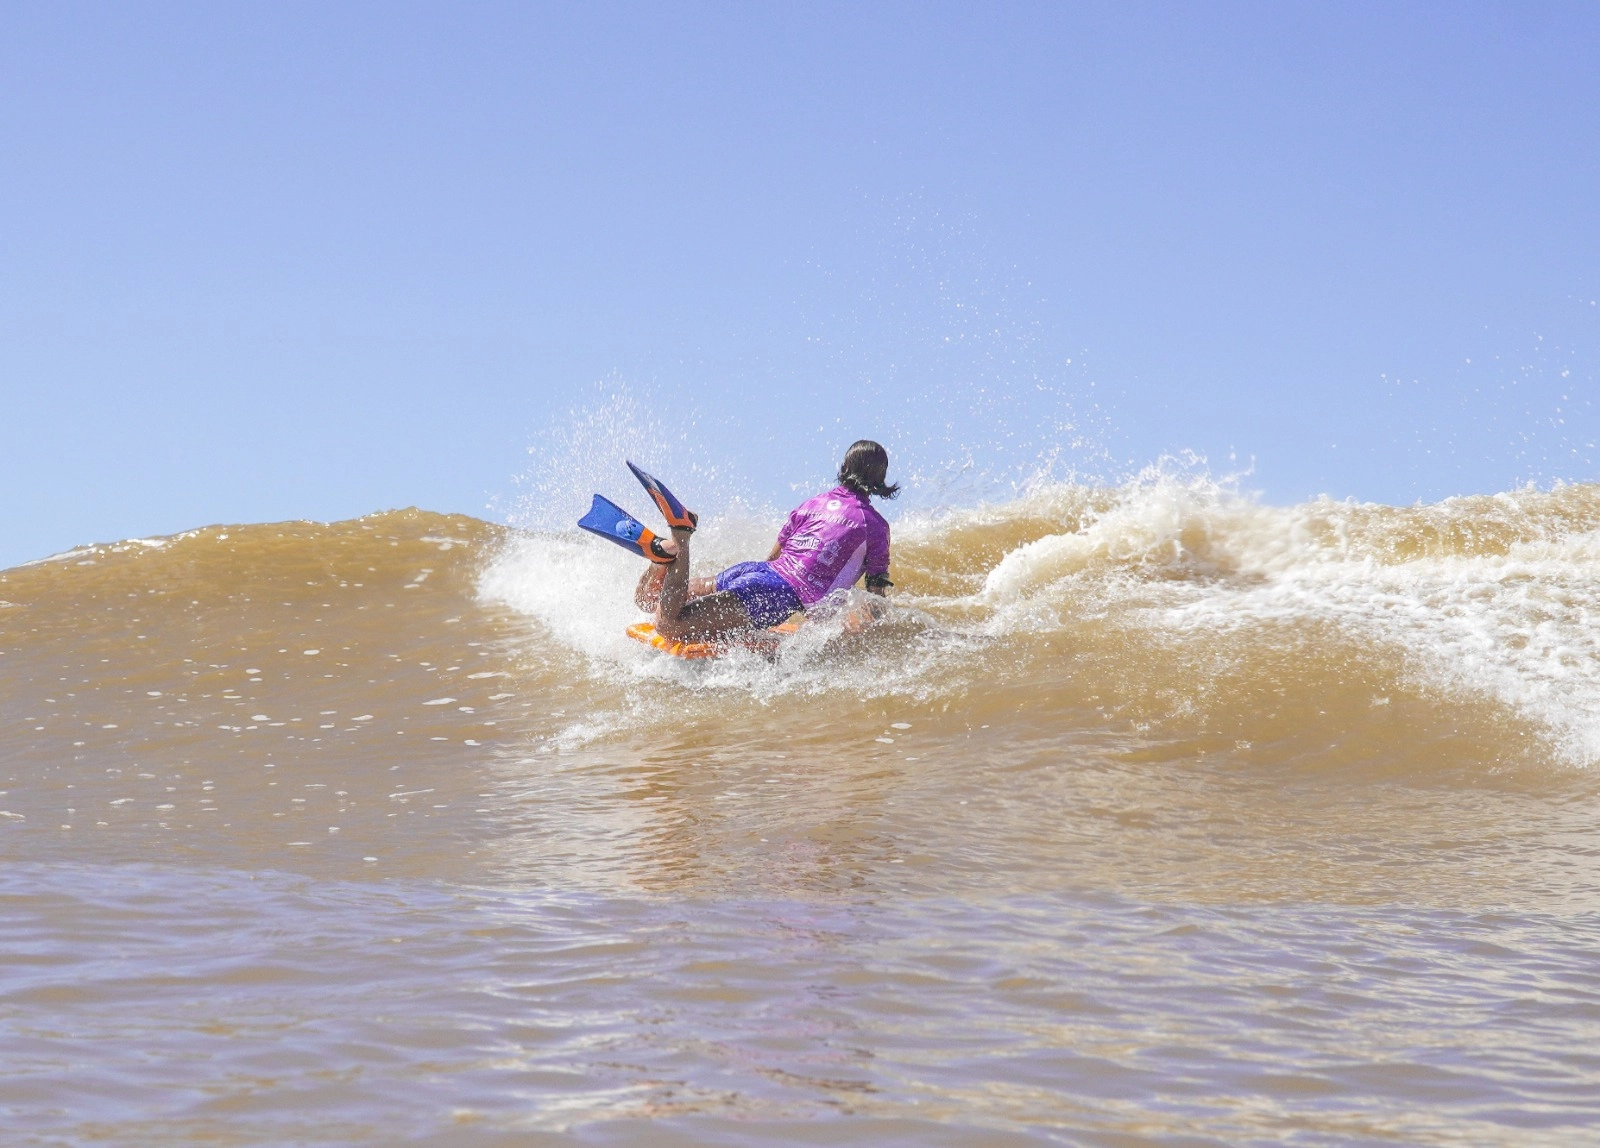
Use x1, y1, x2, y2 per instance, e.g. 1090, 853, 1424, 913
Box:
3, 472, 1599, 1145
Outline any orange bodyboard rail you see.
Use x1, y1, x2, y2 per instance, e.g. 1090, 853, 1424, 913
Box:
626, 621, 798, 660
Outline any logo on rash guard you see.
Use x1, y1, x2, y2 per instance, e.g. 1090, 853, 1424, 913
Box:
826, 499, 841, 510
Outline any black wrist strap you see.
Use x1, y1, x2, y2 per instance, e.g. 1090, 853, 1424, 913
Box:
865, 574, 893, 589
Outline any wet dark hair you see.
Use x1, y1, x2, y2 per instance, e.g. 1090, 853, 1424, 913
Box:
837, 439, 900, 500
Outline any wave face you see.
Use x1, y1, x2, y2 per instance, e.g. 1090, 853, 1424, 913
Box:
4, 485, 1600, 898
4, 487, 1600, 1143
488, 472, 1600, 776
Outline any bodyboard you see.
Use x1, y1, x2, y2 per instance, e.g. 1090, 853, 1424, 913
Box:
626, 620, 799, 660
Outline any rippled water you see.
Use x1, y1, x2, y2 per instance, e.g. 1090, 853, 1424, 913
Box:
7, 863, 1598, 1146
3, 479, 1600, 1144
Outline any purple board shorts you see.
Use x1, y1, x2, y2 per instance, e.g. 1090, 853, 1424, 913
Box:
715, 561, 804, 628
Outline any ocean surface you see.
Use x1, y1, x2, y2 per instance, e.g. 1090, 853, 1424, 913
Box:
3, 475, 1600, 1146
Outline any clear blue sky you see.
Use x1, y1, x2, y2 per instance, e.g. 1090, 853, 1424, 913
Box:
3, 1, 1596, 567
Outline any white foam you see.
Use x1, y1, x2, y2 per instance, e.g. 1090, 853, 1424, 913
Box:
21, 545, 99, 567
1157, 526, 1600, 767
959, 467, 1600, 767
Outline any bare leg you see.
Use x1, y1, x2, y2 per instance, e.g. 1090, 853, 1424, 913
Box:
654, 527, 695, 628
634, 563, 668, 612
653, 527, 754, 640
635, 554, 716, 613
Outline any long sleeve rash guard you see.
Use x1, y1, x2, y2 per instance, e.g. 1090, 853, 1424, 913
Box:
766, 485, 891, 607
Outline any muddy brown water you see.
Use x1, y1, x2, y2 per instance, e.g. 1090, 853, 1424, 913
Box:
3, 486, 1599, 1144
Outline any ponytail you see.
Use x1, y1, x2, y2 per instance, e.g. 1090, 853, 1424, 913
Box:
837, 440, 899, 500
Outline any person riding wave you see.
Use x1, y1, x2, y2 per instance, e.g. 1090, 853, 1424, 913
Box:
635, 440, 898, 642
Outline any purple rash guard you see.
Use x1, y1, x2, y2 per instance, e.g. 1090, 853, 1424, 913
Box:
767, 485, 891, 607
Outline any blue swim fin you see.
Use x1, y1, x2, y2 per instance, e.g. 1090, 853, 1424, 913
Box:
627, 461, 697, 531
578, 494, 673, 563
